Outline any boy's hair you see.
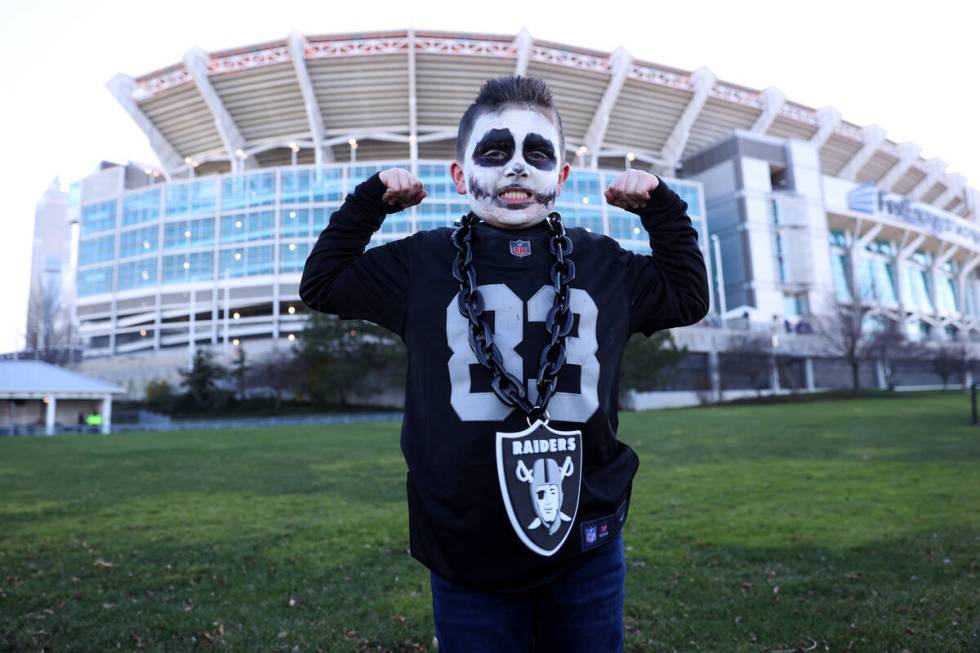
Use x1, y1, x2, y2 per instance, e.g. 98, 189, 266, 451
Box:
456, 76, 566, 161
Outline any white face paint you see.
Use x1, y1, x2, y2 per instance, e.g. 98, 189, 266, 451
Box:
461, 106, 564, 228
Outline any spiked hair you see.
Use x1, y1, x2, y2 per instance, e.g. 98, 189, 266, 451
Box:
455, 76, 566, 161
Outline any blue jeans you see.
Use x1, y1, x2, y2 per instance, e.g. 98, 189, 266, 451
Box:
430, 533, 625, 653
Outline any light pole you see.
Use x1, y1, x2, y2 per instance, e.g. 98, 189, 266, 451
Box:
711, 234, 727, 327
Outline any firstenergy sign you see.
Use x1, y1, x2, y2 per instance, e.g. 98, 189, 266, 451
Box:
847, 184, 980, 252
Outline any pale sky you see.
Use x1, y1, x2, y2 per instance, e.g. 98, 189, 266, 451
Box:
1, 0, 976, 351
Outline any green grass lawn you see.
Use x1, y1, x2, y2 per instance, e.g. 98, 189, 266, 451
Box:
1, 392, 977, 652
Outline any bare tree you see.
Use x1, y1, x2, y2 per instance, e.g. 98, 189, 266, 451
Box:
866, 318, 919, 391
813, 296, 875, 396
724, 333, 772, 397
246, 348, 302, 411
929, 343, 973, 392
24, 273, 76, 363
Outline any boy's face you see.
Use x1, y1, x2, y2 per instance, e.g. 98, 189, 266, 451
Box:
451, 106, 570, 229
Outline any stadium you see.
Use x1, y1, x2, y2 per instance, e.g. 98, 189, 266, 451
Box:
68, 28, 980, 401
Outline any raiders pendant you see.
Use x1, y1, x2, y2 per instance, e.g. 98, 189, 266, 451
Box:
495, 419, 583, 557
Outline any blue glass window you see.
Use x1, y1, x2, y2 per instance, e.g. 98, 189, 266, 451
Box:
417, 164, 454, 199
831, 252, 852, 301
219, 211, 274, 243
222, 172, 275, 211
164, 218, 214, 250
280, 241, 312, 273
78, 235, 115, 266
119, 226, 158, 259
77, 265, 113, 296
562, 171, 601, 209
280, 207, 326, 239
671, 181, 702, 219
219, 245, 275, 278
122, 188, 161, 225
117, 257, 157, 290
281, 168, 344, 204
80, 200, 116, 235
162, 252, 212, 283
829, 230, 848, 248
559, 207, 603, 233
166, 179, 217, 217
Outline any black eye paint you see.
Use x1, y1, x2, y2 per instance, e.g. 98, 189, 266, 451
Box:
472, 128, 515, 167
522, 133, 557, 171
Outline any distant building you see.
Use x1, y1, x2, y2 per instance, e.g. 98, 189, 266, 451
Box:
26, 180, 73, 357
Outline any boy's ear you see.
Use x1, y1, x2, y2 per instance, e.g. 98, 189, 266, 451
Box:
555, 162, 571, 194
450, 162, 467, 195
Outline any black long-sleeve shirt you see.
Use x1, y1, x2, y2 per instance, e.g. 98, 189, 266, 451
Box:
300, 173, 708, 592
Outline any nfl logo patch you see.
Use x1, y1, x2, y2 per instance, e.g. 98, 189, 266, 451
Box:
509, 240, 531, 258
585, 526, 597, 544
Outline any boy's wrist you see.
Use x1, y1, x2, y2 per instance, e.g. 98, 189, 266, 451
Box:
355, 173, 405, 216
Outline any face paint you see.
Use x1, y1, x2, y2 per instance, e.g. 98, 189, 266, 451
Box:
461, 107, 563, 228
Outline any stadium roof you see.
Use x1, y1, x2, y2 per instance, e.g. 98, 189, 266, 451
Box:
108, 28, 976, 221
0, 361, 125, 398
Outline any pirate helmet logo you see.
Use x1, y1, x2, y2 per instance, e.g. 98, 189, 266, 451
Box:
496, 420, 583, 556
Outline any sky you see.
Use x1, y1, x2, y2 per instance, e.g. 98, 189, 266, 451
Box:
0, 0, 976, 351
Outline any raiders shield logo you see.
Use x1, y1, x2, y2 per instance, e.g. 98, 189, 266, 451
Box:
495, 420, 583, 556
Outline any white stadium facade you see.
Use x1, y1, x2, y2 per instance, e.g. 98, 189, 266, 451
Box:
66, 29, 980, 402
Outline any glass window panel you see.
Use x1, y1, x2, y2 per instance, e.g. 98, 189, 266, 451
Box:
122, 188, 160, 225
117, 257, 157, 290
162, 252, 212, 283
280, 207, 311, 239
831, 252, 852, 301
247, 211, 274, 241
77, 265, 113, 296
280, 241, 312, 273
166, 179, 216, 217
78, 234, 115, 266
80, 200, 116, 235
164, 218, 214, 250
119, 226, 158, 259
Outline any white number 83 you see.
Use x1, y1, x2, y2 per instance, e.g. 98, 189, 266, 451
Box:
446, 284, 600, 423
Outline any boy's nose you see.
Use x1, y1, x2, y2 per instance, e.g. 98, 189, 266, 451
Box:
507, 161, 528, 177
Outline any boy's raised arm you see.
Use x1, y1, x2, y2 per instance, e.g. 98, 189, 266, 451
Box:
605, 170, 710, 336
299, 169, 426, 337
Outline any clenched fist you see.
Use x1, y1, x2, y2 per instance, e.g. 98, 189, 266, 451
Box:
379, 168, 426, 209
604, 169, 660, 211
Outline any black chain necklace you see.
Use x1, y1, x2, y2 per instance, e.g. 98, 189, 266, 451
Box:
450, 211, 576, 422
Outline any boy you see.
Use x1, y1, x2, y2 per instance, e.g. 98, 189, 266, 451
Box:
300, 76, 708, 652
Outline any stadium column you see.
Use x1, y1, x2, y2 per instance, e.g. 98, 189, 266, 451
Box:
930, 244, 958, 323
931, 173, 967, 211
878, 143, 921, 193
957, 255, 980, 323
909, 159, 948, 202
101, 395, 112, 435
45, 396, 56, 436
659, 67, 716, 175
809, 106, 841, 152
848, 222, 883, 303
895, 232, 926, 330
513, 28, 532, 75
750, 87, 786, 135
183, 48, 254, 174
838, 125, 887, 182
804, 357, 815, 392
287, 31, 331, 166
582, 47, 633, 170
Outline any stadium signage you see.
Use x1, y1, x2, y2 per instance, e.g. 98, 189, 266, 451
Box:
847, 184, 980, 251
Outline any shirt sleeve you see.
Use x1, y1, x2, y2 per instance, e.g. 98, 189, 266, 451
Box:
298, 172, 414, 337
621, 177, 710, 336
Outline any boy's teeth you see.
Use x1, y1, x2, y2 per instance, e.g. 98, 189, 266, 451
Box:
501, 190, 531, 199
